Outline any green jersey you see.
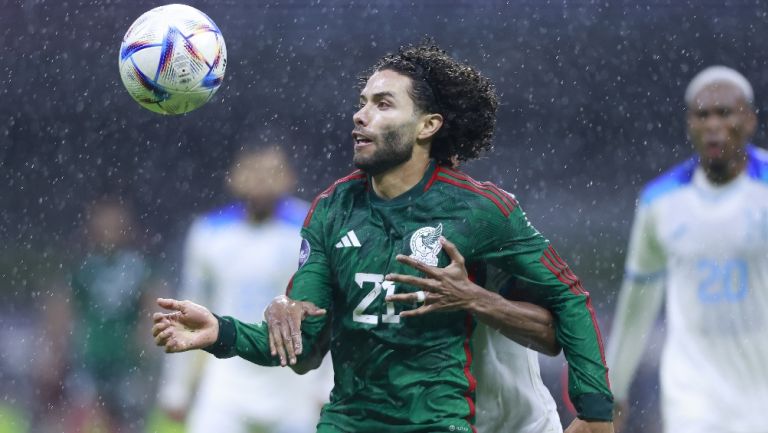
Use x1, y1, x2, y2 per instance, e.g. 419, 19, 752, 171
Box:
71, 249, 151, 379
209, 161, 612, 432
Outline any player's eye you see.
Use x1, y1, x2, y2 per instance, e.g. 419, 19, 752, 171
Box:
717, 108, 732, 117
694, 110, 709, 119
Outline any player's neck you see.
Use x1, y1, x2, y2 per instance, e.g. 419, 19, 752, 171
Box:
370, 153, 431, 200
702, 155, 747, 185
244, 201, 276, 224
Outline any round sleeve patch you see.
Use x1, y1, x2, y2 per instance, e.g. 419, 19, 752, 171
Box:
298, 238, 311, 269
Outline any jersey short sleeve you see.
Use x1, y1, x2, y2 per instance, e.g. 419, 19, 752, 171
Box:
623, 203, 666, 279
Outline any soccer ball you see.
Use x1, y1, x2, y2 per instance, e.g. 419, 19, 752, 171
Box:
118, 4, 227, 115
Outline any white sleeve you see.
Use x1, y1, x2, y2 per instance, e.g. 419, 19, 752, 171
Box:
606, 203, 666, 401
157, 221, 211, 412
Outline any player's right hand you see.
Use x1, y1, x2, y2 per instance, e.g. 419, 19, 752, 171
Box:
152, 298, 219, 353
265, 295, 326, 366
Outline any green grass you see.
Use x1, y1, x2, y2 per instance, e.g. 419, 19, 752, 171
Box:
0, 404, 28, 433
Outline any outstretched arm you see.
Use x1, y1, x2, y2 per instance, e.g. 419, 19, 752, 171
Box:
606, 203, 666, 431
153, 194, 336, 366
385, 237, 560, 356
152, 294, 329, 367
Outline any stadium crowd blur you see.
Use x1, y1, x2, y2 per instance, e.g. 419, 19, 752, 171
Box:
4, 1, 768, 432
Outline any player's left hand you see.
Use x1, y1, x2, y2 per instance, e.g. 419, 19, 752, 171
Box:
385, 237, 485, 318
564, 418, 614, 433
152, 298, 219, 353
265, 295, 326, 366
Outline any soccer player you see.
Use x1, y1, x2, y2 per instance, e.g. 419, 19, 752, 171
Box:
264, 240, 567, 433
157, 147, 332, 433
606, 66, 768, 433
153, 42, 614, 433
57, 198, 156, 433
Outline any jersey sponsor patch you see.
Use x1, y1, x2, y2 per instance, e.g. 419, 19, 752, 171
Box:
409, 223, 443, 266
298, 238, 311, 268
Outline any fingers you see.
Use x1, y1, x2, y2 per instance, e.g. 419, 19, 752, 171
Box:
279, 316, 298, 365
394, 254, 439, 277
155, 327, 172, 347
385, 291, 426, 304
154, 322, 174, 348
153, 311, 180, 324
385, 273, 437, 291
152, 318, 171, 338
439, 236, 465, 267
304, 305, 328, 317
288, 310, 304, 356
399, 304, 436, 318
152, 313, 184, 353
157, 298, 184, 313
268, 325, 277, 358
268, 320, 289, 366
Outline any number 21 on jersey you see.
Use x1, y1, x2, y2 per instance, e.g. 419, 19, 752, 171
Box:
353, 273, 400, 324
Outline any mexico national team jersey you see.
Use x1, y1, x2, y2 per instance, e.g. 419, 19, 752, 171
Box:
607, 145, 768, 433
211, 161, 612, 432
71, 249, 151, 378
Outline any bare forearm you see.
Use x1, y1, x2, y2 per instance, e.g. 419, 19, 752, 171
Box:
470, 289, 560, 356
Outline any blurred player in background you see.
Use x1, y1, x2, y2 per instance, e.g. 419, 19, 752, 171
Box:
607, 66, 768, 433
153, 42, 613, 433
157, 146, 332, 433
35, 197, 159, 433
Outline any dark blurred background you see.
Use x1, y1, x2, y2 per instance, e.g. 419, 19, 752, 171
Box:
2, 0, 768, 431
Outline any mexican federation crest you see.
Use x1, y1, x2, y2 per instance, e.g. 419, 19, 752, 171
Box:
409, 223, 443, 266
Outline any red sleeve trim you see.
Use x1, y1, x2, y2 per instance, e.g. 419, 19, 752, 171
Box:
437, 167, 518, 216
462, 312, 478, 432
440, 167, 518, 211
284, 274, 295, 297
438, 175, 510, 217
302, 171, 366, 227
540, 246, 610, 389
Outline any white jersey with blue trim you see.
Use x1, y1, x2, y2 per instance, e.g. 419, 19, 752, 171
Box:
159, 197, 333, 432
607, 145, 768, 433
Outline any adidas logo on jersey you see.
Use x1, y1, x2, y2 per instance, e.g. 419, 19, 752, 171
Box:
335, 230, 361, 248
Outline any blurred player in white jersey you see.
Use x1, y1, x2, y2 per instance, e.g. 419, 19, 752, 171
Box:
158, 146, 333, 433
607, 66, 768, 433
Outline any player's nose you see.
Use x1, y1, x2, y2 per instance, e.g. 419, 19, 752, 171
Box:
353, 105, 369, 127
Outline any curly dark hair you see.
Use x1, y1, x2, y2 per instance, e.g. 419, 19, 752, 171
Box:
360, 41, 499, 165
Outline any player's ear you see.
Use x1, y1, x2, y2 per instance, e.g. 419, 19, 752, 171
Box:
417, 113, 443, 141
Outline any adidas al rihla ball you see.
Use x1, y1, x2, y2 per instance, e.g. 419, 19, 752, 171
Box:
118, 4, 227, 115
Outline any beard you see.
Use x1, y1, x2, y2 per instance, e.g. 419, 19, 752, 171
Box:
353, 126, 415, 176
701, 157, 738, 183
